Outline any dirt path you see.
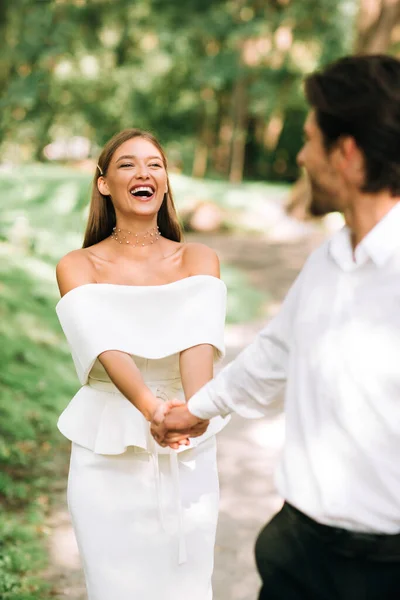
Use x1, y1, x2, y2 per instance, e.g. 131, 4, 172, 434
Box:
46, 231, 323, 600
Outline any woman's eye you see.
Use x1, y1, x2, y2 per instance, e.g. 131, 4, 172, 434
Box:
120, 163, 133, 168
150, 163, 162, 168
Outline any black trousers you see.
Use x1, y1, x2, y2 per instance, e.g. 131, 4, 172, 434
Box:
255, 503, 400, 600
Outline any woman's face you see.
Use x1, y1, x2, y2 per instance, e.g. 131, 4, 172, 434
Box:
98, 137, 168, 219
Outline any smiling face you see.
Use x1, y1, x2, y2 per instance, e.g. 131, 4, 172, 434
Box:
97, 136, 168, 220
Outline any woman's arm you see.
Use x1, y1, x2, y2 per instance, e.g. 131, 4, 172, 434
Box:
155, 339, 216, 447
180, 344, 214, 401
151, 244, 221, 444
180, 242, 221, 403
180, 344, 214, 399
176, 344, 212, 440
98, 350, 161, 421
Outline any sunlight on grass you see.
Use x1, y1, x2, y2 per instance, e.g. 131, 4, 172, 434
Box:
222, 264, 267, 324
171, 172, 289, 210
0, 252, 77, 598
14, 312, 61, 345
0, 163, 290, 245
49, 182, 82, 214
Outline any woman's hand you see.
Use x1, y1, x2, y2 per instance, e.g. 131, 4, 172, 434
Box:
151, 399, 191, 450
151, 401, 210, 447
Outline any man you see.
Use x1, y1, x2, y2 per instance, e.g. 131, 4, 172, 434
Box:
152, 55, 400, 599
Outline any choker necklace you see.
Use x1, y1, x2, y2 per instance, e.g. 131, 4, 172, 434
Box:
111, 225, 161, 246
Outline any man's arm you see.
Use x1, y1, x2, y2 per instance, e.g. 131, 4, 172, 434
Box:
187, 323, 288, 420
159, 321, 288, 438
161, 269, 304, 434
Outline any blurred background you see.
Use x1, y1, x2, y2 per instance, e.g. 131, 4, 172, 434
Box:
1, 0, 400, 598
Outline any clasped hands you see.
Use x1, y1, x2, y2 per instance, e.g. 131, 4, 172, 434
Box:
151, 399, 209, 449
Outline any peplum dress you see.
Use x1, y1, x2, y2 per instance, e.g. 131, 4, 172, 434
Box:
55, 275, 230, 600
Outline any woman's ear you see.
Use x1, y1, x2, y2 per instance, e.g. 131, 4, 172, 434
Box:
97, 176, 110, 196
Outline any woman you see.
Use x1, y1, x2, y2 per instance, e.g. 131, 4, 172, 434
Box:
55, 129, 229, 600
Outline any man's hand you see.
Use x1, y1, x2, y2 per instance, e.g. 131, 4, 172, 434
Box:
151, 402, 209, 447
151, 399, 191, 449
164, 403, 208, 434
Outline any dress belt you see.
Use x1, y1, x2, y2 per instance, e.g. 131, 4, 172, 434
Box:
87, 375, 187, 565
149, 435, 187, 565
87, 376, 120, 392
87, 375, 182, 395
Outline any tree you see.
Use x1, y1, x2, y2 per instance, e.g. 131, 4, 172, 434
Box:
355, 0, 400, 54
286, 0, 400, 221
0, 0, 360, 184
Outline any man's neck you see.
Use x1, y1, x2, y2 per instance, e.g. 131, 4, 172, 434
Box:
343, 192, 400, 249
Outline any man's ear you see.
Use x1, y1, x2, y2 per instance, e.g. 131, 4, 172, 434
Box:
97, 176, 110, 196
332, 136, 356, 166
341, 136, 358, 158
334, 136, 364, 184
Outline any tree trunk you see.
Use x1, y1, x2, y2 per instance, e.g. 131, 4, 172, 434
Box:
34, 106, 55, 161
192, 141, 208, 179
263, 111, 284, 152
213, 92, 234, 176
355, 0, 400, 54
229, 75, 248, 184
192, 95, 217, 178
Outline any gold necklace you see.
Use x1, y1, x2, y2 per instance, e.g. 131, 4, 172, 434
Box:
111, 225, 161, 246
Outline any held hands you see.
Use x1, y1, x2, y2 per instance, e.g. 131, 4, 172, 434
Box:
151, 400, 209, 449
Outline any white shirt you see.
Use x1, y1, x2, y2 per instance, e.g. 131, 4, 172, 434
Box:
188, 202, 400, 534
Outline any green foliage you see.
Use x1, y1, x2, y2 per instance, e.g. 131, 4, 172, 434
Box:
0, 509, 51, 599
221, 264, 267, 324
0, 252, 76, 597
0, 0, 358, 180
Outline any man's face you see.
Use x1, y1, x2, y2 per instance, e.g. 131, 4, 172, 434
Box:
297, 111, 344, 216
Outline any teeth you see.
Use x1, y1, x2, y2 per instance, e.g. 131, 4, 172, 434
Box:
130, 186, 154, 194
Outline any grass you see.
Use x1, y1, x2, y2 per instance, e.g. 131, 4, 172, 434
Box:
0, 247, 76, 598
0, 163, 289, 259
221, 264, 266, 325
0, 163, 276, 596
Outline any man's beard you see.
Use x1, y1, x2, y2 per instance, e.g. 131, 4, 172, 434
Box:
308, 179, 339, 217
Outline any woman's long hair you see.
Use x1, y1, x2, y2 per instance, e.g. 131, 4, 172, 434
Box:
83, 129, 182, 248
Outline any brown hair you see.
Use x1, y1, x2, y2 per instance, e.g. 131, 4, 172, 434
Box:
83, 129, 182, 247
304, 54, 400, 196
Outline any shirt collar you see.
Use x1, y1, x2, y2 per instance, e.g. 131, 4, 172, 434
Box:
329, 202, 400, 271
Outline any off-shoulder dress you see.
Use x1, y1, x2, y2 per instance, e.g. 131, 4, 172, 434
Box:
56, 275, 230, 600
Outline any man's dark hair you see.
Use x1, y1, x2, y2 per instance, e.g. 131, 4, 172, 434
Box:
305, 55, 400, 196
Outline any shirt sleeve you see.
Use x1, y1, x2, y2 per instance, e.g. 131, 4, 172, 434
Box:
187, 271, 302, 420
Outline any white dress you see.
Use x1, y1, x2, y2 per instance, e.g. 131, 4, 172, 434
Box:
56, 275, 230, 600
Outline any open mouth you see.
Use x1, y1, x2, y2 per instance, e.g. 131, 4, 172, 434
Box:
129, 185, 155, 199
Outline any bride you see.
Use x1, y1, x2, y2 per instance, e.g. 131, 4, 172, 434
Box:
55, 128, 229, 600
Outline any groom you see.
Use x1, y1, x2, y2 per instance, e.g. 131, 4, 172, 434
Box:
152, 54, 400, 600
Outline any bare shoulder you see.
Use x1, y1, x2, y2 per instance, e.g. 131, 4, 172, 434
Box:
56, 248, 96, 297
182, 242, 220, 278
